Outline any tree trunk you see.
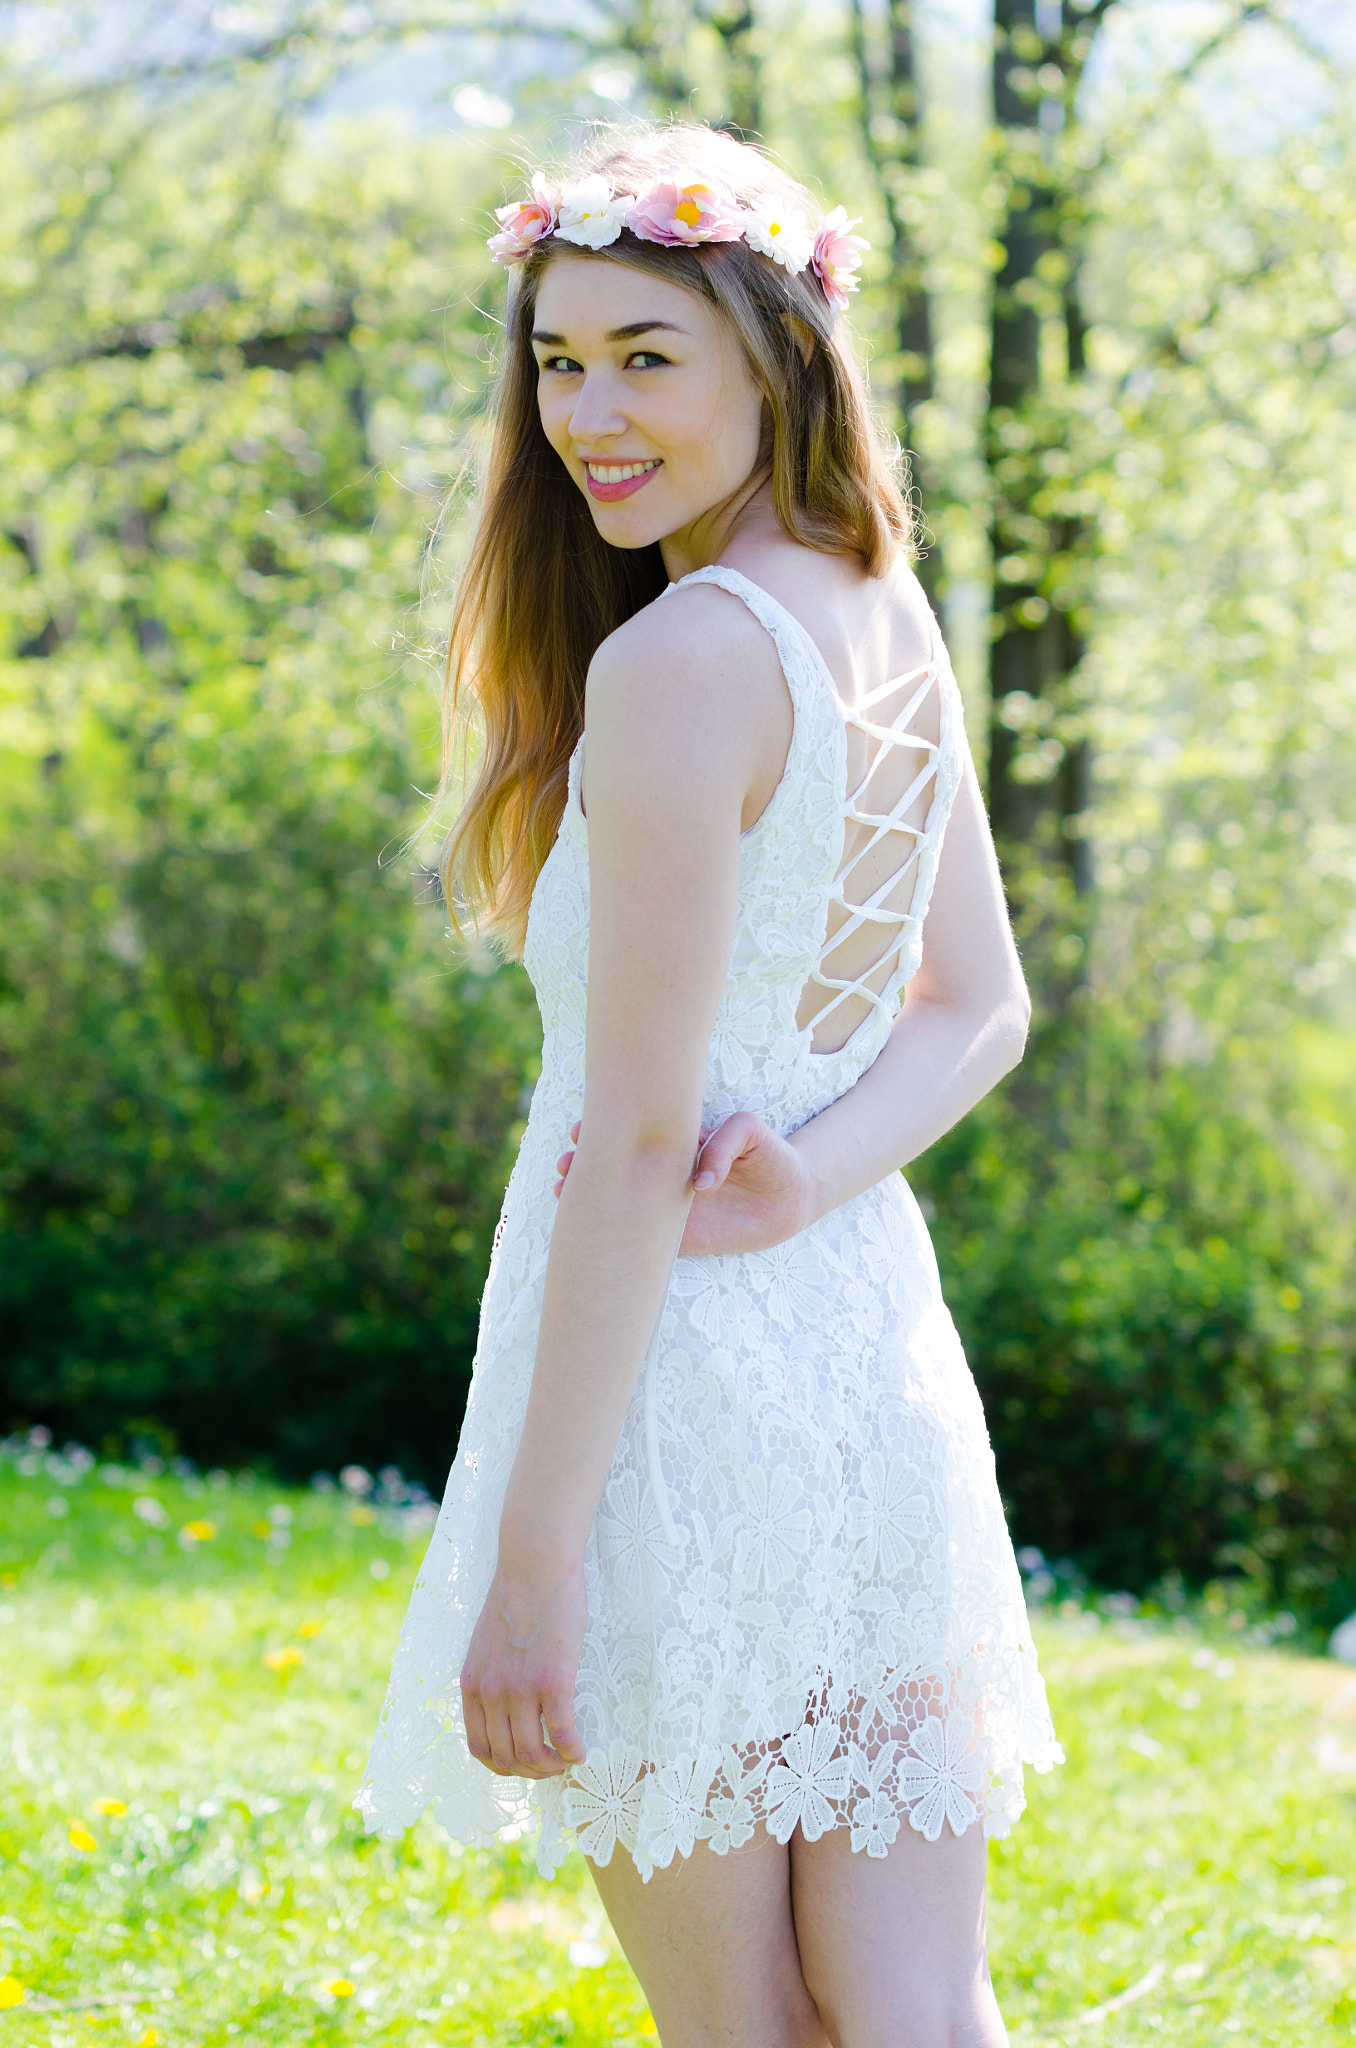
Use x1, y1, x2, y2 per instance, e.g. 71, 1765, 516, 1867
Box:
987, 0, 1098, 894
849, 0, 938, 596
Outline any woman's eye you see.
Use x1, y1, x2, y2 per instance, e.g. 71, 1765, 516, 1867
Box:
627, 351, 669, 370
541, 354, 583, 375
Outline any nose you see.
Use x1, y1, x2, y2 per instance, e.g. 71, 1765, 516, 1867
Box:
568, 370, 628, 446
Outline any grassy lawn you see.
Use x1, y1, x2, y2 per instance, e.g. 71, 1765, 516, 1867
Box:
1, 1442, 1353, 2045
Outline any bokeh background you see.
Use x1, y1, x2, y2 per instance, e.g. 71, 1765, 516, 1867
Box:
3, 0, 1355, 1635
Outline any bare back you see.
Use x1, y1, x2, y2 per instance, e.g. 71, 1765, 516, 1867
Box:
720, 542, 944, 1055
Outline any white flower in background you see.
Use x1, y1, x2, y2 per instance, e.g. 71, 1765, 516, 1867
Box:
563, 1744, 645, 1865
849, 1743, 901, 1858
846, 1452, 930, 1576
452, 83, 512, 129
742, 194, 813, 273
556, 175, 633, 249
641, 1749, 718, 1869
764, 1721, 850, 1842
897, 1712, 984, 1841
738, 1463, 813, 1590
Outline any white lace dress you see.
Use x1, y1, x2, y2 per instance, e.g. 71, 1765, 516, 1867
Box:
356, 565, 1062, 1881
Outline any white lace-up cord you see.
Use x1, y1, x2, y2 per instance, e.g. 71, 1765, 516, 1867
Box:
643, 1187, 696, 1548
804, 661, 944, 1042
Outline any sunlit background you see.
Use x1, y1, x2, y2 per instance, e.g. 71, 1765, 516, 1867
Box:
2, 4, 1355, 2036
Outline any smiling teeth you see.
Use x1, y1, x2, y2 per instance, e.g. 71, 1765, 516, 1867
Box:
587, 460, 660, 483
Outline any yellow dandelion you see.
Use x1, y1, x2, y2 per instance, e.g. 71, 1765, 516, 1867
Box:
263, 1646, 303, 1671
252, 1520, 273, 1537
68, 1821, 98, 1852
93, 1798, 129, 1816
182, 1520, 217, 1541
297, 1620, 324, 1638
138, 2030, 159, 2046
327, 1979, 355, 1997
0, 1978, 25, 2010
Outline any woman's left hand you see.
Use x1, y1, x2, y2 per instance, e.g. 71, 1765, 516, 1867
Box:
460, 1553, 588, 1779
554, 1110, 814, 1255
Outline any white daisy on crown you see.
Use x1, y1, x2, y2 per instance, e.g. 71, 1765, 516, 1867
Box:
487, 164, 868, 313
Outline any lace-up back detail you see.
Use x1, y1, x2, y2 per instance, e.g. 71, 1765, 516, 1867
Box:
801, 647, 951, 1055
661, 565, 965, 1092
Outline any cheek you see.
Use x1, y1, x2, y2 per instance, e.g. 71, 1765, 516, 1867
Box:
537, 387, 566, 448
707, 383, 764, 476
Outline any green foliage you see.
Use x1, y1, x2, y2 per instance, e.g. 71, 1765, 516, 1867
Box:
3, 1450, 1355, 2045
912, 1009, 1356, 1626
0, 116, 543, 1480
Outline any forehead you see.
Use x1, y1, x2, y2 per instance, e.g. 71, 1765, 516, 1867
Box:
532, 252, 716, 341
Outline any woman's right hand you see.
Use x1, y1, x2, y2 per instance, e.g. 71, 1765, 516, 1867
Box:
460, 1550, 588, 1780
554, 1111, 814, 1255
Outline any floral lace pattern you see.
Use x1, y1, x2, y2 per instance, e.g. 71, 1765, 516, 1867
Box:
355, 567, 1062, 1880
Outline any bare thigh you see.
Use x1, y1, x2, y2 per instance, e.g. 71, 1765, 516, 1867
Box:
587, 1833, 829, 2048
587, 1820, 1006, 2048
792, 1820, 1007, 2048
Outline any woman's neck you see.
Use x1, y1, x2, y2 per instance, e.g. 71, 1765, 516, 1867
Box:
658, 470, 780, 583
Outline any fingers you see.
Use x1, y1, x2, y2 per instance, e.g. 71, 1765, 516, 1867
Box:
542, 1684, 585, 1767
461, 1685, 492, 1768
552, 1125, 583, 1199
693, 1111, 763, 1192
482, 1699, 520, 1776
507, 1699, 556, 1776
462, 1677, 580, 1779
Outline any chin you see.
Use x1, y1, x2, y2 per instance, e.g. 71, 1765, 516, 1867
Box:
587, 505, 671, 550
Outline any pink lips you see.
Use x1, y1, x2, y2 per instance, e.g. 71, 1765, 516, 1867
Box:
584, 461, 661, 503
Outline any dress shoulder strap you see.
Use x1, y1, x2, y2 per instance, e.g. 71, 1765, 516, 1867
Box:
659, 564, 843, 730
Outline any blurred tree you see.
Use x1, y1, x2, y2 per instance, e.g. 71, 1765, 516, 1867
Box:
982, 0, 1343, 903
848, 0, 938, 594
0, 102, 548, 1481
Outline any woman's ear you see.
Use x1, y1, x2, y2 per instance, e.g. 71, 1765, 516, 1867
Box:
781, 311, 816, 367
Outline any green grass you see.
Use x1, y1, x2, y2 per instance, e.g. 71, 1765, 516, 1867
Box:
1, 1445, 1353, 2045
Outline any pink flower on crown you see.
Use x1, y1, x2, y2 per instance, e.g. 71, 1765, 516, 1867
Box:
488, 173, 557, 266
812, 206, 869, 312
627, 168, 747, 247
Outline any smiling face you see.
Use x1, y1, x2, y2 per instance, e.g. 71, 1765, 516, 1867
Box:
530, 253, 768, 570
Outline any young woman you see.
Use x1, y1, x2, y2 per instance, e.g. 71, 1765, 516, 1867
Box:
358, 125, 1061, 2046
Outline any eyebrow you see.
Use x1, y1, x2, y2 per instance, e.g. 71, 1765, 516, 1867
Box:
530, 319, 690, 345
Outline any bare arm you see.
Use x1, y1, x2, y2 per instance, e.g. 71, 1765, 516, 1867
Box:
460, 592, 790, 1778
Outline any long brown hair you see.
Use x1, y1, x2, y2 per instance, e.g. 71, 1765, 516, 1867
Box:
440, 124, 914, 955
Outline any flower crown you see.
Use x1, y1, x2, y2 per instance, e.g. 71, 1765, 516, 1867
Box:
488, 166, 869, 314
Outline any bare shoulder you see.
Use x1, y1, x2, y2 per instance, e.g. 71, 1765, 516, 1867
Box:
580, 581, 795, 838
590, 580, 787, 705
585, 580, 792, 776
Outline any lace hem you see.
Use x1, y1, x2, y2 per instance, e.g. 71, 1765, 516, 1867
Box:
356, 1702, 1064, 1885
